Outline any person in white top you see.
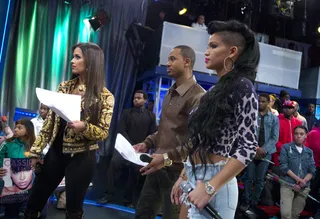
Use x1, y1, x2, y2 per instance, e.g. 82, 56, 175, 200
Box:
31, 103, 49, 136
31, 103, 49, 154
293, 101, 308, 131
191, 15, 207, 30
269, 94, 279, 116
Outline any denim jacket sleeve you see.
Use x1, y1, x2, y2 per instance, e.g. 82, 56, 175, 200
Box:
279, 144, 290, 174
262, 114, 279, 154
308, 149, 316, 177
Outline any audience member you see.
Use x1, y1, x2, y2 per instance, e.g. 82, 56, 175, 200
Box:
31, 103, 49, 155
147, 100, 154, 113
304, 103, 317, 131
278, 90, 290, 114
97, 90, 157, 207
191, 15, 207, 30
0, 117, 13, 145
273, 100, 302, 166
30, 104, 49, 137
269, 94, 279, 116
293, 101, 308, 130
306, 119, 320, 214
279, 126, 315, 219
147, 9, 166, 30
268, 100, 302, 207
241, 94, 279, 209
0, 119, 35, 219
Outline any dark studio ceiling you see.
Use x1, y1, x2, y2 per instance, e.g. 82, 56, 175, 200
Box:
147, 0, 320, 44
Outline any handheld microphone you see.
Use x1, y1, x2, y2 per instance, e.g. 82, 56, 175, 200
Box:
140, 154, 153, 163
180, 181, 223, 219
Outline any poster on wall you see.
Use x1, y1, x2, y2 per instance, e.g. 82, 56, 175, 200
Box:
0, 158, 33, 204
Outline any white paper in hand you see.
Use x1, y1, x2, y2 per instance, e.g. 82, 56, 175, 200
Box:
115, 134, 149, 167
36, 88, 81, 122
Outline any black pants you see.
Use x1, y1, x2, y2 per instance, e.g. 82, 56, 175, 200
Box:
106, 151, 141, 204
135, 167, 181, 219
25, 145, 96, 214
4, 202, 23, 219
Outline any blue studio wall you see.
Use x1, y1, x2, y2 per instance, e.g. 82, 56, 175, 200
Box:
0, 0, 15, 89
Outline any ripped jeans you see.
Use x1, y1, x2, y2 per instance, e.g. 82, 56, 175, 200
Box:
182, 160, 238, 219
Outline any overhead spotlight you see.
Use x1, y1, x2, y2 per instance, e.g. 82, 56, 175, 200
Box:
83, 17, 101, 31
89, 17, 101, 31
83, 9, 110, 31
240, 2, 250, 15
64, 0, 71, 4
179, 7, 187, 15
318, 26, 320, 34
241, 6, 246, 14
175, 0, 189, 15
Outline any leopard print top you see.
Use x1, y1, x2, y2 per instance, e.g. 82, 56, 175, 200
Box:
214, 77, 258, 166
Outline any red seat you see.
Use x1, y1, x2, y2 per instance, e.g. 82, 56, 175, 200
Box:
258, 206, 280, 216
257, 206, 313, 217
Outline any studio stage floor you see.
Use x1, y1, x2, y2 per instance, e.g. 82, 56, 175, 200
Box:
0, 200, 162, 219
47, 204, 136, 219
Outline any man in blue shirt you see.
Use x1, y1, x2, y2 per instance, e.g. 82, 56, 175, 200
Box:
241, 93, 279, 208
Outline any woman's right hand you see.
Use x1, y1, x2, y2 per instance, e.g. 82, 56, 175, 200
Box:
171, 176, 184, 205
0, 168, 7, 177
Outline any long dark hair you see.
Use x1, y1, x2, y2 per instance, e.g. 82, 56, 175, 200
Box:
187, 20, 260, 172
71, 43, 105, 124
7, 119, 35, 151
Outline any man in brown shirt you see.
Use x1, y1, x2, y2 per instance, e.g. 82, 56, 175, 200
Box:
134, 45, 205, 219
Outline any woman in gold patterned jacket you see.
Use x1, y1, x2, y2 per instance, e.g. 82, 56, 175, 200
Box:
24, 42, 114, 219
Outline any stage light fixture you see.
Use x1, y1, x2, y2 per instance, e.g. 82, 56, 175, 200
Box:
83, 9, 109, 31
64, 0, 71, 4
83, 17, 101, 31
179, 7, 187, 15
318, 26, 320, 34
89, 18, 101, 31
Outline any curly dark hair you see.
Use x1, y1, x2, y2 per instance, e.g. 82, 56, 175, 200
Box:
187, 20, 260, 175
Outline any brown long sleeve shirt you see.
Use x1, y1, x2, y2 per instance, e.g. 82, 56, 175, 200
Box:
143, 77, 205, 162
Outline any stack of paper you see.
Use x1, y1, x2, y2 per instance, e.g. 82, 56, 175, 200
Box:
115, 134, 149, 167
36, 88, 81, 122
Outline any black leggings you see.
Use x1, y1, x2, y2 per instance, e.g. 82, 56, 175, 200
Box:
25, 145, 96, 214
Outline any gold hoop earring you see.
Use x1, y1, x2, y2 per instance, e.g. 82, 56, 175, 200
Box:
223, 57, 234, 72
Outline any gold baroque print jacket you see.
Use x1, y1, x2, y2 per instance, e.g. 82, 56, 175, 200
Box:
29, 78, 115, 158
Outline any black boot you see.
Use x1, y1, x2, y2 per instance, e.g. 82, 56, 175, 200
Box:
24, 211, 42, 219
65, 210, 84, 219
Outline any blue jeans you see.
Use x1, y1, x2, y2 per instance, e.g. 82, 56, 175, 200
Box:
184, 160, 238, 219
243, 154, 271, 204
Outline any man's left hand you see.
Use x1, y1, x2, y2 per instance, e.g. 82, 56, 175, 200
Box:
188, 180, 212, 210
140, 154, 165, 175
293, 184, 301, 192
299, 179, 307, 188
67, 121, 86, 134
